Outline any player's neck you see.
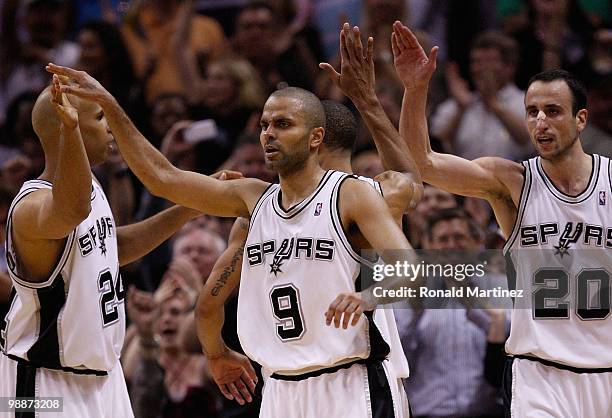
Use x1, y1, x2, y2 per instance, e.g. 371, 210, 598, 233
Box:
540, 141, 592, 195
319, 152, 353, 174
278, 159, 326, 209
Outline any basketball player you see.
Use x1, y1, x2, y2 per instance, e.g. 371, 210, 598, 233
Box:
195, 100, 416, 414
391, 21, 612, 416
0, 76, 201, 417
47, 61, 417, 417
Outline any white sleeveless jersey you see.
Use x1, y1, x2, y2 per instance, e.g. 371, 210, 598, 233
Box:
0, 179, 125, 373
237, 171, 392, 374
504, 154, 612, 368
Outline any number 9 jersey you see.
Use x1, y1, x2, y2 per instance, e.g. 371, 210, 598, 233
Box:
238, 171, 389, 375
1, 179, 125, 374
504, 154, 612, 369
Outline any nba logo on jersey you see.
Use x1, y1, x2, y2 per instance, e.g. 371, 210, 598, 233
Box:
314, 202, 323, 216
599, 191, 606, 205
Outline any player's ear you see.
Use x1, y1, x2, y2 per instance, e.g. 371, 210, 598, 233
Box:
575, 108, 587, 133
310, 127, 325, 149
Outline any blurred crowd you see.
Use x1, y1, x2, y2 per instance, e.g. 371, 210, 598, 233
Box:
0, 0, 610, 417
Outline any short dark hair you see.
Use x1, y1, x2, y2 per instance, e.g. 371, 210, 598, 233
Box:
527, 69, 587, 115
269, 87, 325, 131
426, 207, 482, 241
321, 100, 356, 152
471, 31, 519, 66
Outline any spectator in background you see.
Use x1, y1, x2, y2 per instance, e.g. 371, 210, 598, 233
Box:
396, 208, 506, 418
224, 134, 276, 183
351, 149, 384, 179
581, 75, 612, 157
148, 93, 192, 149
432, 31, 533, 161
76, 20, 146, 129
510, 0, 595, 89
121, 0, 228, 104
0, 0, 78, 124
232, 1, 318, 92
172, 226, 226, 285
408, 185, 459, 249
127, 279, 221, 418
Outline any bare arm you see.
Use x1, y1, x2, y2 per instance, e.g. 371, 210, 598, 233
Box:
195, 217, 257, 405
392, 23, 522, 201
320, 24, 421, 182
46, 64, 266, 218
116, 205, 199, 266
13, 79, 91, 241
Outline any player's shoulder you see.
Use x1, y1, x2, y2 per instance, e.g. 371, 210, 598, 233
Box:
475, 156, 526, 198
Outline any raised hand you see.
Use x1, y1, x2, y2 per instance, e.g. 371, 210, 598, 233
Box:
391, 21, 438, 90
50, 74, 78, 130
208, 349, 258, 405
319, 23, 376, 106
127, 286, 158, 340
46, 63, 114, 106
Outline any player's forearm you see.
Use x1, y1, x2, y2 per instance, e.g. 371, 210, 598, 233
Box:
52, 124, 92, 221
356, 96, 420, 182
116, 205, 199, 266
99, 97, 178, 197
196, 303, 227, 357
400, 88, 439, 176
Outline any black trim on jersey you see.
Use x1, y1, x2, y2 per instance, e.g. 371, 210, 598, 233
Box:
511, 354, 612, 374
366, 360, 395, 418
270, 358, 368, 381
503, 161, 531, 255
330, 174, 372, 265
0, 287, 17, 349
608, 157, 612, 194
26, 275, 66, 369
504, 253, 517, 304
536, 154, 599, 204
272, 171, 332, 219
7, 353, 108, 376
15, 360, 36, 418
502, 357, 514, 418
364, 310, 391, 362
249, 183, 276, 232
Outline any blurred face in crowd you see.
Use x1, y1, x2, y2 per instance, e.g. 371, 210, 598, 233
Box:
426, 218, 480, 251
204, 62, 237, 109
415, 186, 457, 222
365, 0, 404, 25
235, 7, 274, 60
173, 228, 225, 279
154, 292, 190, 352
77, 29, 107, 77
151, 95, 189, 138
352, 151, 383, 178
470, 47, 511, 90
525, 80, 586, 161
259, 96, 316, 175
24, 2, 67, 47
232, 143, 276, 182
531, 0, 569, 18
588, 85, 612, 134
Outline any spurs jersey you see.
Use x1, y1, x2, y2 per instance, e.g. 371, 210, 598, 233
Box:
504, 154, 612, 368
0, 179, 125, 373
237, 171, 390, 375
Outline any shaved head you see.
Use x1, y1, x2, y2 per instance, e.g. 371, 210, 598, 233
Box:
269, 87, 325, 131
31, 87, 62, 143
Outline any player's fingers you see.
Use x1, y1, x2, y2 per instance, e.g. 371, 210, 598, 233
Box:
242, 368, 257, 393
318, 63, 341, 82
325, 295, 342, 325
341, 302, 358, 329
218, 383, 234, 400
366, 37, 374, 62
344, 24, 357, 63
235, 378, 253, 403
428, 46, 439, 68
339, 24, 349, 63
46, 63, 77, 77
351, 307, 363, 326
391, 32, 400, 57
352, 26, 364, 59
333, 298, 351, 327
227, 382, 245, 405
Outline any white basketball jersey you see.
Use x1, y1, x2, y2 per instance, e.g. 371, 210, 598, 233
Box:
1, 179, 125, 373
237, 171, 391, 374
504, 155, 612, 368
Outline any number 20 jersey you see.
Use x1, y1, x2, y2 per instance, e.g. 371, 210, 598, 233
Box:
237, 171, 389, 374
504, 155, 612, 368
1, 179, 125, 373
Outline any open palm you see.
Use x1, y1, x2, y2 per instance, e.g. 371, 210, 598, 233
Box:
391, 21, 438, 89
50, 75, 79, 130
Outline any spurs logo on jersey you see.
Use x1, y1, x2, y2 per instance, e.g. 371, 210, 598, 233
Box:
519, 221, 612, 257
1, 179, 124, 373
504, 154, 612, 369
78, 216, 115, 256
245, 237, 336, 274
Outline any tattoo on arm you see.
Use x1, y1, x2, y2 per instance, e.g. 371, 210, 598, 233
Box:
210, 218, 249, 296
